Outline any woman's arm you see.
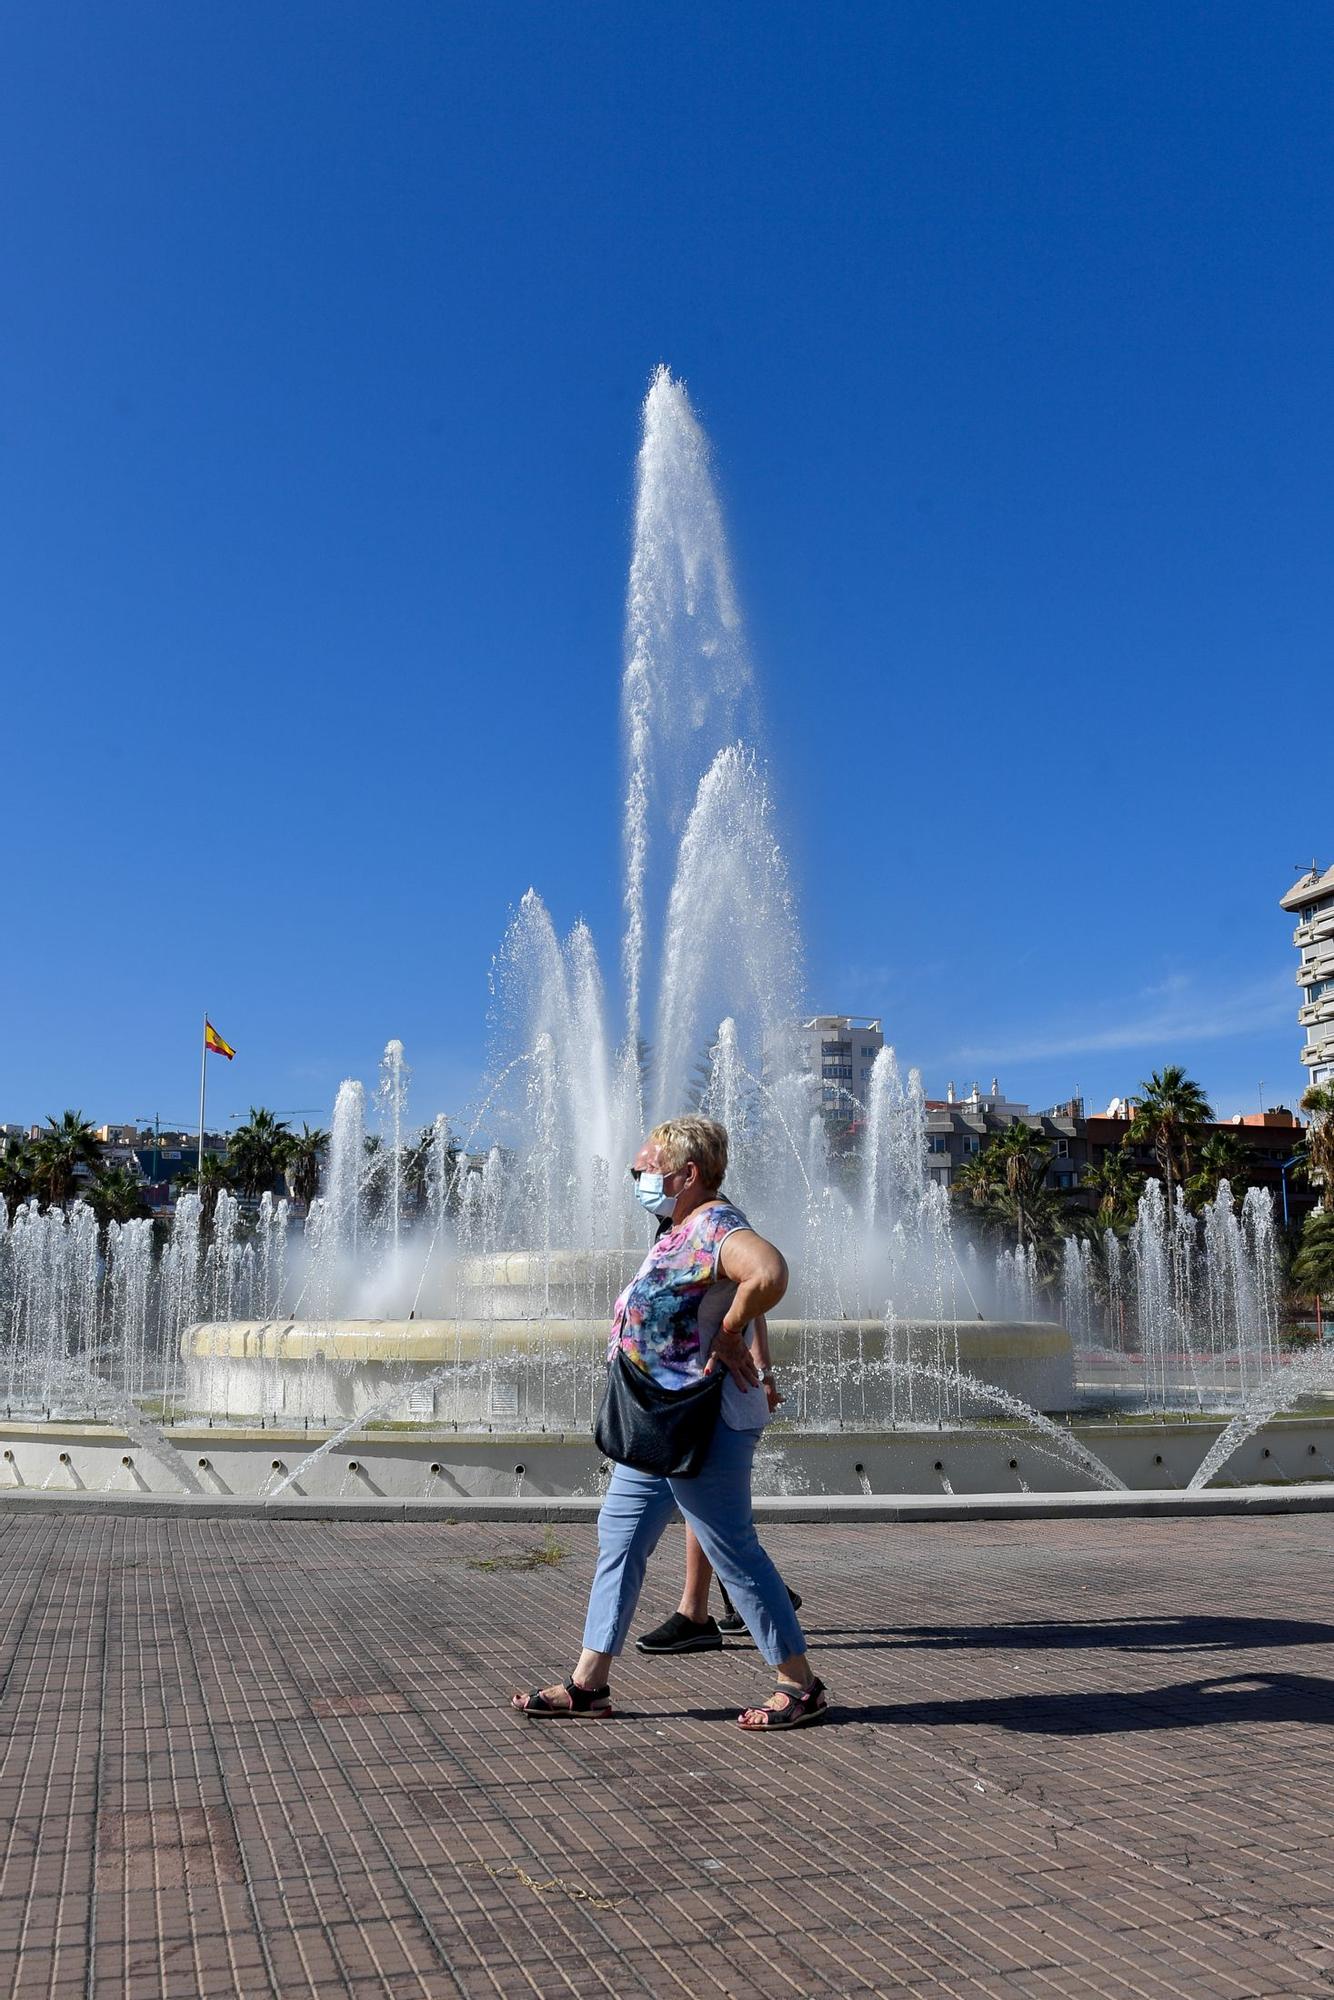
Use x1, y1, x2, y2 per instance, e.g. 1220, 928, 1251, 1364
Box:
706, 1230, 789, 1389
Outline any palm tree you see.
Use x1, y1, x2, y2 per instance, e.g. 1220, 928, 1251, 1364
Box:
397, 1127, 433, 1214
953, 1122, 1056, 1251
1126, 1067, 1213, 1203
285, 1124, 328, 1208
989, 1121, 1056, 1251
1185, 1131, 1254, 1212
361, 1132, 385, 1220
953, 1124, 1087, 1279
1300, 1083, 1334, 1212
30, 1111, 104, 1208
176, 1151, 231, 1225
226, 1107, 293, 1199
87, 1166, 150, 1227
1080, 1146, 1145, 1233
1292, 1208, 1334, 1303
0, 1137, 35, 1216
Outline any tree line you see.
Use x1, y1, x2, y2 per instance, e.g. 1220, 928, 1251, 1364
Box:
0, 1109, 330, 1229
3, 1075, 1332, 1301
951, 1066, 1334, 1302
0, 1108, 470, 1233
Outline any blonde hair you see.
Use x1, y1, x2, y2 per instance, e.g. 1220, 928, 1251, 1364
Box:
649, 1114, 729, 1192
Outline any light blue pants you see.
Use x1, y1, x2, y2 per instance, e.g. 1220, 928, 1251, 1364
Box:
582, 1420, 806, 1667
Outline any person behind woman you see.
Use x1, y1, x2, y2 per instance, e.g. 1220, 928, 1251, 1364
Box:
635, 1316, 801, 1653
511, 1114, 829, 1731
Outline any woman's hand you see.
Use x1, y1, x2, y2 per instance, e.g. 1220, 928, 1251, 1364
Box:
752, 1312, 781, 1412
705, 1322, 761, 1390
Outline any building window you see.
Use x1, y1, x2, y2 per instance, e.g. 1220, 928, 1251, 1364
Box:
822, 1063, 852, 1080
963, 1136, 980, 1155
1054, 1137, 1069, 1158
821, 1087, 842, 1104
932, 1166, 951, 1187
929, 1135, 949, 1154
860, 1046, 878, 1059
1055, 1171, 1074, 1189
821, 1040, 850, 1056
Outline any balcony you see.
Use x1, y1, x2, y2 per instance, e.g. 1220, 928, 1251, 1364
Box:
1294, 909, 1334, 949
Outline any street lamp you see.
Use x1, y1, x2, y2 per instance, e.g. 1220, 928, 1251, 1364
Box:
1279, 1151, 1307, 1228
137, 1116, 193, 1189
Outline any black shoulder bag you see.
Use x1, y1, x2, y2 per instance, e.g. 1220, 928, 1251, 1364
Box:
594, 1349, 724, 1478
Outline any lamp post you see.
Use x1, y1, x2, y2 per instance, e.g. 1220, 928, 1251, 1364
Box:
1279, 1151, 1306, 1229
137, 1116, 193, 1194
138, 1112, 163, 1184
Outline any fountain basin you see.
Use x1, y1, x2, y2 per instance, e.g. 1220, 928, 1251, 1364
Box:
4, 1412, 1333, 1501
181, 1315, 1076, 1426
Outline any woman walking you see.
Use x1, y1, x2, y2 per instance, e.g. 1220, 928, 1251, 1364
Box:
512, 1114, 828, 1731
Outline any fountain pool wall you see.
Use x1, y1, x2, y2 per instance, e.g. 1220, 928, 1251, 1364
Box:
179, 1315, 1076, 1429
4, 1412, 1332, 1504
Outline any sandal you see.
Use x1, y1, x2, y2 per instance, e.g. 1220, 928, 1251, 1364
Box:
738, 1676, 829, 1731
512, 1678, 613, 1720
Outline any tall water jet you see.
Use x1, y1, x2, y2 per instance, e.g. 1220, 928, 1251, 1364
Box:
622, 367, 756, 1058
1061, 1236, 1095, 1348
701, 1018, 755, 1204
491, 892, 632, 1252
427, 1114, 452, 1242
328, 1080, 367, 1259
378, 1040, 409, 1258
652, 745, 799, 1121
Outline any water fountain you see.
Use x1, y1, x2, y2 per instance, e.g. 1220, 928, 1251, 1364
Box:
1, 368, 1328, 1503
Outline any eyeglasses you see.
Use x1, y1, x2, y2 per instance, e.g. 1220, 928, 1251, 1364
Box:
627, 1164, 689, 1182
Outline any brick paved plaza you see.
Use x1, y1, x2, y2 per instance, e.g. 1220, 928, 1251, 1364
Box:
2, 1509, 1333, 1998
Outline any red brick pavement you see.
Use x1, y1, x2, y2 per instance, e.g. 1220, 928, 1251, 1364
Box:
2, 1510, 1333, 1998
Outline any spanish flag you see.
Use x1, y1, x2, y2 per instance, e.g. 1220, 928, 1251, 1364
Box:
204, 1020, 236, 1061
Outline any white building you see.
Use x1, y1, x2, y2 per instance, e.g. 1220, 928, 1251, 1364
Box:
1280, 862, 1334, 1090
796, 1015, 884, 1126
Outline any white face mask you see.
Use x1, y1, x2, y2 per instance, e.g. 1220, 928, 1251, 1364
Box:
632, 1171, 677, 1219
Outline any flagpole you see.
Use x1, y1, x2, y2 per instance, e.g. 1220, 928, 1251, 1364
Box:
198, 1014, 208, 1175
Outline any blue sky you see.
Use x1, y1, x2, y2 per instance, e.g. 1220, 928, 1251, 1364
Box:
2, 2, 1328, 1135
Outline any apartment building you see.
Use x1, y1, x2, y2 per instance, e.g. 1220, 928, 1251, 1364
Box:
1280, 861, 1334, 1090
923, 1086, 1084, 1190
796, 1015, 884, 1128
921, 1088, 1307, 1219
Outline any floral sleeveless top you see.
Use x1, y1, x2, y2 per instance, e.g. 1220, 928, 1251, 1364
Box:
610, 1201, 751, 1391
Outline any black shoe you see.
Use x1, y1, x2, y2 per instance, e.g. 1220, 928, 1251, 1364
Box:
717, 1588, 802, 1636
635, 1611, 724, 1654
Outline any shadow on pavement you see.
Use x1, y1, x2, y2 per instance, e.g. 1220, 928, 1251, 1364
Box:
823, 1670, 1334, 1733
801, 1614, 1334, 1653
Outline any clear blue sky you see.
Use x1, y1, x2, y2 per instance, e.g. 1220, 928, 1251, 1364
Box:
2, 2, 1328, 1135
